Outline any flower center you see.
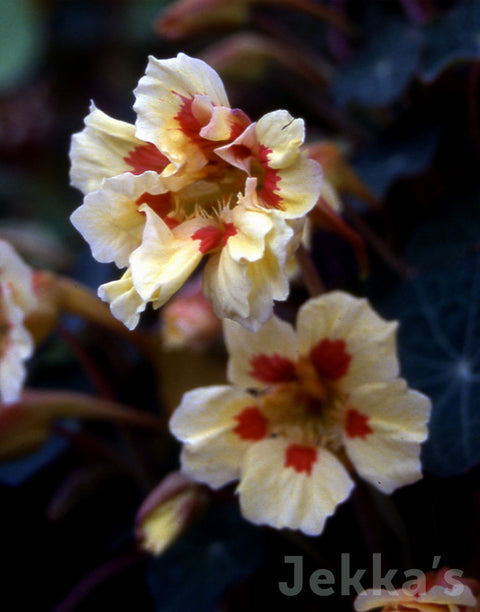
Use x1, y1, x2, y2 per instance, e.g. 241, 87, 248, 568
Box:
257, 353, 346, 450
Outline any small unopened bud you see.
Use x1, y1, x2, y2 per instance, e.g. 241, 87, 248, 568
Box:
161, 276, 221, 351
135, 472, 208, 556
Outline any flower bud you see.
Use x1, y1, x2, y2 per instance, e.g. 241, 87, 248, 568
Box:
135, 472, 208, 556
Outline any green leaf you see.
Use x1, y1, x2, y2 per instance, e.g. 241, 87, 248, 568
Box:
354, 123, 439, 198
420, 0, 480, 82
333, 11, 420, 107
0, 0, 45, 90
377, 194, 480, 477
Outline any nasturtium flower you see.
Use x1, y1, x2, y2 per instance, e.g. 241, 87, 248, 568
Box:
354, 568, 479, 612
70, 53, 322, 330
0, 240, 37, 405
170, 291, 431, 535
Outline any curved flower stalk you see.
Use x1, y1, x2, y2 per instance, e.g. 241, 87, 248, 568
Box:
170, 291, 431, 535
354, 568, 479, 612
70, 53, 322, 330
0, 240, 38, 405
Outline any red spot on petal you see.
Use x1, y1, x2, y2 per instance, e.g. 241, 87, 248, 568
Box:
309, 338, 351, 381
124, 143, 170, 175
136, 192, 173, 218
173, 92, 213, 151
233, 406, 268, 441
257, 145, 282, 209
249, 353, 297, 384
191, 222, 237, 254
345, 408, 372, 439
285, 444, 317, 475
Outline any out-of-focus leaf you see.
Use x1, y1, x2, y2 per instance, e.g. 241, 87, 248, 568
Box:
420, 0, 480, 83
147, 501, 264, 612
333, 11, 420, 107
0, 0, 45, 90
353, 123, 440, 198
0, 431, 69, 486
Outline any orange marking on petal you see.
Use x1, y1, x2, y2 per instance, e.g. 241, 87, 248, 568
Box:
249, 353, 297, 384
233, 406, 268, 441
285, 444, 317, 475
345, 408, 372, 439
124, 143, 170, 175
257, 145, 282, 209
309, 338, 351, 381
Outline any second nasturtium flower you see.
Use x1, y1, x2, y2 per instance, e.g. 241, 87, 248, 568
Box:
170, 291, 431, 535
0, 240, 37, 405
354, 568, 479, 612
70, 53, 322, 330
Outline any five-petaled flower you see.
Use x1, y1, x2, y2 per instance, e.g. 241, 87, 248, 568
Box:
0, 240, 37, 405
170, 291, 431, 535
70, 53, 322, 331
354, 568, 479, 612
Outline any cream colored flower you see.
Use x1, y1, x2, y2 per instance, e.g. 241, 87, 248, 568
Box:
354, 569, 479, 612
0, 240, 37, 405
170, 291, 431, 535
70, 53, 322, 330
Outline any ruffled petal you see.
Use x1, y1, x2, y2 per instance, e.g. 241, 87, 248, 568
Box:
98, 268, 147, 330
0, 286, 34, 404
170, 385, 259, 489
134, 53, 230, 171
129, 206, 204, 305
70, 103, 145, 194
255, 110, 306, 169
202, 249, 251, 323
0, 240, 36, 313
297, 291, 400, 387
238, 438, 354, 535
71, 172, 164, 268
343, 380, 431, 494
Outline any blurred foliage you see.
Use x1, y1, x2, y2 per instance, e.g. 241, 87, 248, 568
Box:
1, 0, 480, 610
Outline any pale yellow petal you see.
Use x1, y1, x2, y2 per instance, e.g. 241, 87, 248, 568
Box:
297, 291, 400, 387
70, 103, 142, 194
169, 385, 257, 489
71, 172, 164, 268
343, 380, 431, 494
238, 438, 354, 535
255, 110, 305, 169
224, 315, 297, 389
202, 250, 251, 322
129, 207, 203, 304
134, 53, 229, 171
0, 289, 34, 404
97, 268, 146, 330
261, 154, 323, 219
0, 239, 36, 313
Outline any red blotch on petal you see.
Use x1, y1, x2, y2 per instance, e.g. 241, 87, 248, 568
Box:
136, 192, 178, 228
257, 145, 282, 209
173, 93, 210, 150
345, 408, 372, 439
233, 406, 268, 441
191, 222, 237, 254
285, 444, 317, 475
124, 143, 170, 175
249, 353, 297, 384
309, 338, 351, 381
